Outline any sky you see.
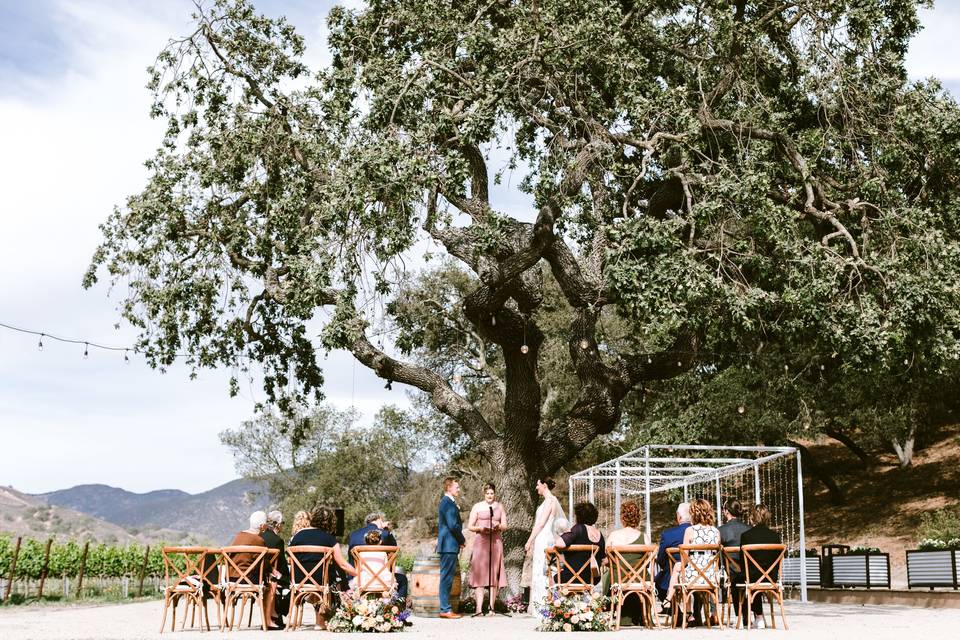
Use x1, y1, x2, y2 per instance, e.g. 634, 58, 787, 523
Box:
1, 1, 959, 496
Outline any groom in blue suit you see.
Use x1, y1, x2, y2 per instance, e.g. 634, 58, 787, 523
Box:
437, 477, 465, 619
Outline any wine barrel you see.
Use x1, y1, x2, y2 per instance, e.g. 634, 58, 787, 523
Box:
410, 554, 461, 617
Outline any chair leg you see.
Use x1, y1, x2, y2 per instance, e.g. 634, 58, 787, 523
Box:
777, 591, 789, 630
768, 592, 776, 628
170, 597, 178, 632
160, 593, 170, 634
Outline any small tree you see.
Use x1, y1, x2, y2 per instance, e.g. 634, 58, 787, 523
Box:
87, 0, 960, 587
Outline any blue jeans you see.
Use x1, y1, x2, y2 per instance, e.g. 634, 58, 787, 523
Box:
438, 552, 459, 613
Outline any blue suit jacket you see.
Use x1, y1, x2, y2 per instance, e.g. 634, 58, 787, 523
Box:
347, 524, 398, 566
436, 495, 465, 553
655, 522, 691, 594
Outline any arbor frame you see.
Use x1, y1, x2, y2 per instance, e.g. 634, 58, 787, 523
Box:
569, 444, 807, 602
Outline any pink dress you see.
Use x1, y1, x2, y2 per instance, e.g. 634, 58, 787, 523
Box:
469, 503, 508, 587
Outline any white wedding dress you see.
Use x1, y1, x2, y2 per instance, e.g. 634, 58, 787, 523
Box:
528, 495, 565, 614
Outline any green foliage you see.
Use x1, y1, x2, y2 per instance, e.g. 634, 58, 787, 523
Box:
395, 552, 414, 573
220, 403, 440, 531
918, 508, 960, 544
0, 535, 165, 580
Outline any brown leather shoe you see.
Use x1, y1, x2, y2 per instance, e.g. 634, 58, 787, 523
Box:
438, 612, 462, 619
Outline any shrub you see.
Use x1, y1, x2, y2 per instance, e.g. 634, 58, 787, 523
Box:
918, 508, 960, 544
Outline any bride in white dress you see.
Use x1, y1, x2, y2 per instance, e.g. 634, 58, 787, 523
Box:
524, 477, 566, 613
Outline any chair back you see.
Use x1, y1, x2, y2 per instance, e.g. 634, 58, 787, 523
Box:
287, 545, 334, 593
721, 545, 742, 579
161, 546, 212, 592
351, 545, 399, 595
678, 544, 722, 590
608, 544, 657, 590
220, 546, 276, 589
741, 544, 786, 588
546, 545, 599, 592
665, 546, 681, 572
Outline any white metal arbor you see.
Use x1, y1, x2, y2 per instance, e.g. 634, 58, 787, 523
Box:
569, 444, 807, 601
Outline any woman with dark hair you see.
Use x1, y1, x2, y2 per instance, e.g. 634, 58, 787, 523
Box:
739, 504, 781, 629
525, 477, 566, 612
467, 483, 508, 615
288, 506, 357, 627
554, 501, 606, 585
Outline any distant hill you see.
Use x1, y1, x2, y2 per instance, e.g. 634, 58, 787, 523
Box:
0, 486, 177, 544
37, 478, 270, 544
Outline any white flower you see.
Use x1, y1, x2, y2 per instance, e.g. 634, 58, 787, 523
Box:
352, 615, 364, 626
582, 610, 594, 621
563, 623, 573, 632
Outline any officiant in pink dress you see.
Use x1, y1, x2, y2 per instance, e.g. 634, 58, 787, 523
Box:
467, 483, 508, 616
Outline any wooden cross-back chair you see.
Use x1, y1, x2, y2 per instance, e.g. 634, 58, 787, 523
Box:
286, 545, 334, 632
738, 544, 788, 631
545, 545, 599, 594
351, 545, 399, 597
159, 546, 222, 633
721, 546, 744, 626
607, 544, 659, 630
221, 546, 278, 631
675, 544, 724, 629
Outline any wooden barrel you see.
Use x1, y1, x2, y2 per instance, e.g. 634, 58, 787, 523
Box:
410, 554, 461, 617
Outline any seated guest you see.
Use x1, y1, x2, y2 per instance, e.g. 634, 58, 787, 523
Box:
665, 499, 721, 627
348, 512, 408, 602
349, 529, 395, 593
228, 511, 268, 577
228, 511, 279, 630
739, 504, 781, 630
655, 502, 691, 601
288, 506, 357, 630
601, 501, 647, 626
552, 516, 570, 537
718, 499, 750, 565
348, 512, 398, 561
553, 501, 605, 585
262, 510, 290, 625
289, 510, 311, 541
717, 498, 750, 605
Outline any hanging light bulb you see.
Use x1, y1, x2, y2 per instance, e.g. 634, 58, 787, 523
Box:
579, 339, 590, 350
783, 364, 789, 372
83, 343, 89, 359
38, 334, 44, 351
737, 405, 746, 414
452, 373, 462, 384
819, 364, 825, 371
490, 315, 496, 326
677, 361, 682, 367
646, 356, 652, 364
124, 350, 130, 364
520, 344, 529, 354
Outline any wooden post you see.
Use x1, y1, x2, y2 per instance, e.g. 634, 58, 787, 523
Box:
4, 536, 22, 602
76, 541, 90, 598
137, 545, 150, 597
37, 538, 53, 599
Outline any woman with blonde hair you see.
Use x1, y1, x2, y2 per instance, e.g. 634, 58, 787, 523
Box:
289, 510, 311, 541
664, 498, 721, 625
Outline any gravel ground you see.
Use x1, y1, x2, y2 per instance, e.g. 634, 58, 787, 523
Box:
0, 600, 956, 640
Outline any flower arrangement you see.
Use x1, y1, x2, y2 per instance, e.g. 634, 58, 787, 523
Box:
918, 538, 960, 551
327, 591, 410, 633
535, 588, 610, 632
505, 592, 527, 614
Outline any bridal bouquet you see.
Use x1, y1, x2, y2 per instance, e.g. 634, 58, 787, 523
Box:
536, 588, 610, 632
327, 591, 410, 633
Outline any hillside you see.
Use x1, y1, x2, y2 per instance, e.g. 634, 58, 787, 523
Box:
38, 478, 269, 544
0, 486, 187, 544
800, 426, 960, 587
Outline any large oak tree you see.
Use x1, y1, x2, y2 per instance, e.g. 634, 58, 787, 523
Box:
87, 0, 960, 588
